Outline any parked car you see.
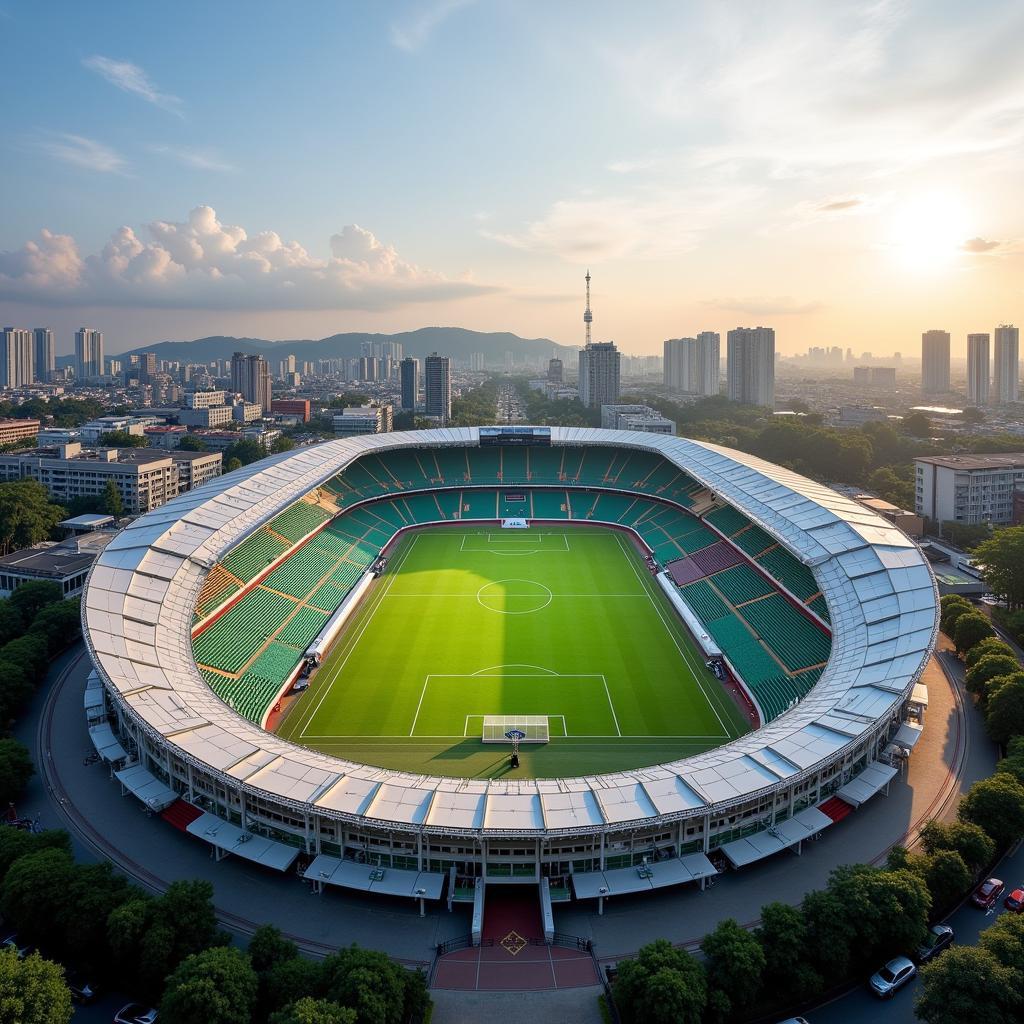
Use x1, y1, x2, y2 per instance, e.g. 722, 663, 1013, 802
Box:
113, 1005, 159, 1024
1005, 887, 1024, 913
972, 877, 1005, 909
66, 969, 100, 1004
868, 956, 917, 998
916, 923, 954, 962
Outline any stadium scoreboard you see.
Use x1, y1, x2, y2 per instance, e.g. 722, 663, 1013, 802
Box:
479, 426, 551, 446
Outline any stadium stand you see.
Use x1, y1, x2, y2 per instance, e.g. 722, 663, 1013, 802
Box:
193, 565, 242, 619
267, 501, 333, 544
192, 589, 296, 673
221, 528, 290, 583
680, 580, 730, 622
531, 489, 570, 520
731, 524, 777, 557
738, 596, 831, 672
710, 563, 776, 606
755, 545, 821, 603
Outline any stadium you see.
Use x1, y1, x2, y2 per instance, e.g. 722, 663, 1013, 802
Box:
82, 426, 937, 921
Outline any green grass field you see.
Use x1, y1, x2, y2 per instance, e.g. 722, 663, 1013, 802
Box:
276, 525, 749, 778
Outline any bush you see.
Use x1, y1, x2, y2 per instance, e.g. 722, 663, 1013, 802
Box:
0, 738, 34, 805
967, 656, 1021, 703
959, 775, 1024, 849
953, 613, 996, 656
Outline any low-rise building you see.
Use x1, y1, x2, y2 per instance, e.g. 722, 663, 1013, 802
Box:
852, 495, 924, 538
270, 399, 311, 422
232, 401, 263, 423
178, 405, 234, 428
0, 530, 116, 599
600, 404, 676, 434
915, 453, 1024, 525
183, 390, 226, 409
332, 404, 394, 436
144, 425, 189, 449
0, 418, 40, 447
80, 417, 148, 444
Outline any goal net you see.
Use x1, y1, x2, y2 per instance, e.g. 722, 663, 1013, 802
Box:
501, 518, 529, 529
481, 716, 550, 743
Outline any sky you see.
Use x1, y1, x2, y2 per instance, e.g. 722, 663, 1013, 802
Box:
1, 0, 1023, 357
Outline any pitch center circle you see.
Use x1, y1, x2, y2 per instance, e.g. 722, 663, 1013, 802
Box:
476, 579, 552, 615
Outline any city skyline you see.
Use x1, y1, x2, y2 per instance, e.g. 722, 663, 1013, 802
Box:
1, 1, 1023, 357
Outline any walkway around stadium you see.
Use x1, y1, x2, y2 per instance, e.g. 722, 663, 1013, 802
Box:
31, 633, 989, 989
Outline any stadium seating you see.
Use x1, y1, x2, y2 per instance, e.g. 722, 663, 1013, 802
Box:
731, 525, 776, 557
192, 588, 296, 673
267, 501, 333, 544
704, 504, 751, 537
193, 565, 241, 620
755, 545, 821, 602
737, 596, 831, 672
221, 528, 290, 583
460, 489, 499, 519
709, 564, 775, 606
808, 594, 831, 623
499, 492, 530, 518
500, 448, 528, 484
531, 489, 570, 520
263, 546, 341, 600
680, 580, 730, 622
278, 605, 331, 648
526, 446, 562, 483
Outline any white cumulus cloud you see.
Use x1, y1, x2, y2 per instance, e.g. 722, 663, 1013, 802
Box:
0, 206, 496, 311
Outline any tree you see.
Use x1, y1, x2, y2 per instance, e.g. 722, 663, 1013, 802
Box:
270, 999, 356, 1024
919, 819, 995, 874
0, 739, 33, 806
224, 439, 264, 467
0, 947, 73, 1024
161, 946, 258, 1024
54, 860, 135, 970
966, 637, 1016, 669
0, 481, 65, 555
271, 436, 295, 454
0, 657, 33, 724
225, 457, 243, 473
102, 479, 123, 516
27, 599, 82, 656
967, 656, 1021, 701
701, 918, 765, 1021
975, 527, 1024, 609
262, 957, 326, 1018
321, 946, 407, 1024
98, 430, 148, 448
177, 434, 209, 452
916, 946, 1020, 1024
613, 939, 707, 1024
939, 597, 974, 637
985, 674, 1024, 745
8, 580, 61, 623
979, 913, 1024, 976
902, 412, 932, 437
996, 736, 1024, 787
959, 774, 1024, 848
755, 901, 820, 1004
0, 828, 69, 886
952, 612, 995, 656
0, 848, 76, 946
922, 849, 973, 912
248, 924, 298, 975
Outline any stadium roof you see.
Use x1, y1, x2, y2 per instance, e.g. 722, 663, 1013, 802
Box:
82, 427, 937, 836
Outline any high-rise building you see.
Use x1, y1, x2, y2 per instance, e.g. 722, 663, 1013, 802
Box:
967, 334, 990, 407
75, 328, 104, 380
921, 330, 951, 393
32, 328, 55, 383
579, 342, 621, 408
400, 356, 419, 411
853, 366, 871, 385
548, 358, 564, 383
470, 352, 485, 372
139, 352, 158, 384
230, 352, 272, 413
870, 367, 896, 390
0, 328, 33, 389
726, 327, 775, 407
694, 332, 720, 396
663, 337, 691, 392
994, 324, 1020, 404
424, 353, 451, 422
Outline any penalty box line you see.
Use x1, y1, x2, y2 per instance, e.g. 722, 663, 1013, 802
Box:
458, 533, 570, 551
409, 673, 621, 737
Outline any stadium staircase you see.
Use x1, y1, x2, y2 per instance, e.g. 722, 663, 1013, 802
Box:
818, 796, 855, 823
161, 800, 203, 832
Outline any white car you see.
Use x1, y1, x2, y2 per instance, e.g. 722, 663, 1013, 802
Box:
868, 956, 917, 998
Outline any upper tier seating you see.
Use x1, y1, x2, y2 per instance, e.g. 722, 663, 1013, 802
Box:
737, 595, 831, 672
221, 528, 290, 583
755, 545, 820, 602
267, 501, 333, 544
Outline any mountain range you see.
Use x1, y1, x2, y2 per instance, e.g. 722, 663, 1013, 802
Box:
104, 327, 578, 366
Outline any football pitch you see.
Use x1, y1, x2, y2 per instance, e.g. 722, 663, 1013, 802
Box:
276, 525, 750, 778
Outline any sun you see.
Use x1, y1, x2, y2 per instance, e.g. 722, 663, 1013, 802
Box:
887, 192, 971, 273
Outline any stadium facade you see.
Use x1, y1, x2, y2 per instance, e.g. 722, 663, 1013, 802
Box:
82, 428, 937, 906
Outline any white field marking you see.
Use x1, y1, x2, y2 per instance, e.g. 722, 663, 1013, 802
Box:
388, 593, 645, 598
471, 664, 558, 675
298, 533, 419, 738
463, 714, 568, 737
411, 673, 616, 737
476, 579, 552, 614
613, 533, 732, 737
301, 732, 729, 739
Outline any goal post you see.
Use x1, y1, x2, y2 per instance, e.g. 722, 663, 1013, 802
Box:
501, 518, 529, 529
481, 716, 550, 744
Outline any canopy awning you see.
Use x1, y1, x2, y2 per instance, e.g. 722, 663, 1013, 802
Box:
571, 853, 717, 899
303, 855, 445, 899
835, 761, 899, 807
721, 806, 834, 868
893, 722, 924, 750
114, 764, 178, 812
910, 683, 929, 709
88, 722, 127, 762
186, 812, 299, 871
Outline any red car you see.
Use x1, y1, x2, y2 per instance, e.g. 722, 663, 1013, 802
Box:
972, 878, 1005, 909
1005, 887, 1024, 913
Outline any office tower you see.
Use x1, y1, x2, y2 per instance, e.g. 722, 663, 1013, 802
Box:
870, 367, 896, 390
139, 352, 158, 384
994, 324, 1020, 404
853, 366, 871, 385
967, 334, 990, 406
579, 342, 621, 408
400, 356, 419, 411
424, 353, 451, 422
470, 352, 485, 372
32, 328, 55, 382
0, 328, 33, 389
230, 352, 272, 412
921, 330, 950, 393
75, 328, 104, 380
548, 358, 564, 383
726, 327, 775, 407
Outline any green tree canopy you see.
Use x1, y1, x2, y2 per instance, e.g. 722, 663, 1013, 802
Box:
902, 411, 932, 437
248, 924, 298, 975
0, 947, 72, 1024
225, 456, 243, 472
755, 901, 821, 1005
916, 945, 1021, 1024
99, 430, 148, 448
613, 939, 707, 1024
0, 827, 70, 887
224, 439, 264, 467
701, 918, 765, 1020
996, 736, 1024, 787
959, 774, 1024, 848
922, 849, 973, 913
8, 580, 61, 622
979, 913, 1024, 976
271, 435, 295, 454
261, 957, 326, 1018
0, 739, 34, 806
321, 946, 407, 1024
160, 946, 258, 1024
985, 674, 1024, 745
966, 637, 1016, 669
102, 479, 124, 516
940, 597, 975, 637
270, 998, 357, 1024
953, 612, 996, 655
975, 527, 1024, 609
177, 434, 208, 451
967, 655, 1021, 701
0, 848, 77, 947
918, 819, 995, 874
0, 481, 65, 555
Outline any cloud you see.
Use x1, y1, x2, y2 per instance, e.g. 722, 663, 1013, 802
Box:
962, 236, 1002, 254
390, 0, 473, 51
0, 206, 497, 311
83, 55, 183, 115
37, 133, 128, 174
148, 145, 235, 172
816, 196, 864, 213
701, 296, 824, 317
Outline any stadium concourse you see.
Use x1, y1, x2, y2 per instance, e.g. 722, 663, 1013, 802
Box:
76, 426, 942, 990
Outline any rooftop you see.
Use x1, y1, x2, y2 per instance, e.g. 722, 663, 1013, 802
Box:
915, 453, 1024, 471
0, 531, 114, 578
